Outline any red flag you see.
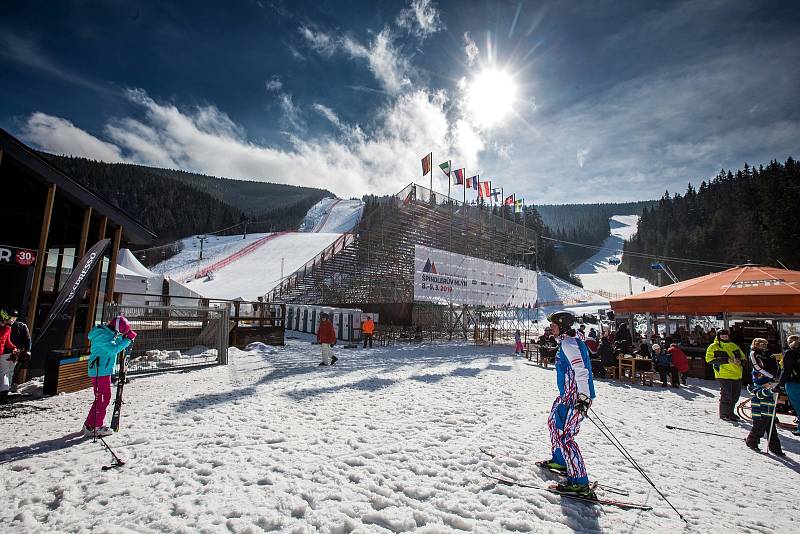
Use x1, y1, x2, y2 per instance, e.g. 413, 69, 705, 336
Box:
478, 181, 491, 198
504, 194, 515, 206
421, 153, 432, 176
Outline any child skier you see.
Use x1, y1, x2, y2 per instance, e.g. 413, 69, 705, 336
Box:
514, 329, 523, 355
745, 338, 784, 455
83, 316, 137, 437
540, 311, 596, 498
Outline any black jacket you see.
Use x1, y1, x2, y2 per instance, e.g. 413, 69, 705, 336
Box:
8, 321, 31, 353
779, 348, 800, 385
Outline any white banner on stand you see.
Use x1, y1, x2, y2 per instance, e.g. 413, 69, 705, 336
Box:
413, 245, 537, 307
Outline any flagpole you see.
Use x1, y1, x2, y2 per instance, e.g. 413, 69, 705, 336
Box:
430, 152, 433, 202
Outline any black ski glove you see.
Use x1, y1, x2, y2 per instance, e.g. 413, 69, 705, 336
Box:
576, 393, 592, 417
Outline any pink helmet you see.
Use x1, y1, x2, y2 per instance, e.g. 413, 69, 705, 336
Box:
108, 315, 137, 340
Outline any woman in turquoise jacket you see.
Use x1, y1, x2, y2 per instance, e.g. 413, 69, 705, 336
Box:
83, 316, 136, 437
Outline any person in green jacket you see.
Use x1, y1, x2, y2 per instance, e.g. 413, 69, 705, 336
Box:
705, 328, 747, 421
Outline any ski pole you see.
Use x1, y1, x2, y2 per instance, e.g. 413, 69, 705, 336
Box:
665, 425, 740, 440
588, 409, 687, 523
765, 390, 780, 454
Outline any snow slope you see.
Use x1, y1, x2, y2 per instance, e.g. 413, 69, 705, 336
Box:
151, 233, 271, 282
576, 215, 656, 298
2, 341, 797, 533
182, 232, 342, 300
299, 198, 364, 233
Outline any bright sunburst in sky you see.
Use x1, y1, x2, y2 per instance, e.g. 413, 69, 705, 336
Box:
465, 69, 517, 128
1, 1, 799, 203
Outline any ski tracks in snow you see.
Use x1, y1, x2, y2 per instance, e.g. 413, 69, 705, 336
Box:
2, 341, 798, 532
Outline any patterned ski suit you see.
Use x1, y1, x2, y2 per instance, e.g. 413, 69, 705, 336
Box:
547, 334, 596, 484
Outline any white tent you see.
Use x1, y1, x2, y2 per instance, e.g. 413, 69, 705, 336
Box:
116, 249, 203, 307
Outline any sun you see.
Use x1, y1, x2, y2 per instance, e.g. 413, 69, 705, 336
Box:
466, 68, 518, 128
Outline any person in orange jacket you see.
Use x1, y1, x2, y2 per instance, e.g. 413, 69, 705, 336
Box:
317, 313, 337, 366
362, 316, 375, 348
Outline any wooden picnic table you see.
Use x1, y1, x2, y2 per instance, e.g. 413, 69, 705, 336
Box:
617, 355, 653, 383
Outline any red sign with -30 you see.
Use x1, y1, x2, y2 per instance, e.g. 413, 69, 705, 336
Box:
0, 246, 38, 267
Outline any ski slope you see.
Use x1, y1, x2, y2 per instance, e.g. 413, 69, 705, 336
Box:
299, 198, 364, 233
181, 232, 342, 300
151, 233, 272, 282
3, 340, 797, 533
576, 215, 656, 298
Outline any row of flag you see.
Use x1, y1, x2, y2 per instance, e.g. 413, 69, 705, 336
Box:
421, 153, 524, 213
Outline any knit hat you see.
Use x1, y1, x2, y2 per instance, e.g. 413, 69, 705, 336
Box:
717, 329, 730, 338
651, 343, 661, 351
109, 316, 137, 340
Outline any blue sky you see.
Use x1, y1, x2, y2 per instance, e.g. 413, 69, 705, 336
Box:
1, 0, 798, 203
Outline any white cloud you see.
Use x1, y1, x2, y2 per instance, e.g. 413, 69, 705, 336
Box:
463, 32, 479, 66
265, 76, 283, 92
396, 0, 444, 40
298, 25, 336, 56
343, 29, 410, 94
22, 112, 125, 162
21, 88, 486, 199
278, 93, 304, 131
576, 147, 590, 168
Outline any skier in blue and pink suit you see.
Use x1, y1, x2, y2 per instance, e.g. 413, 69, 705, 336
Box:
542, 310, 596, 498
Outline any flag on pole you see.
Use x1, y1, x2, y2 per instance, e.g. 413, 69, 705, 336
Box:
421, 153, 432, 176
438, 161, 451, 177
491, 188, 502, 202
478, 181, 491, 198
504, 194, 515, 206
453, 168, 465, 185
467, 175, 479, 189
514, 198, 524, 213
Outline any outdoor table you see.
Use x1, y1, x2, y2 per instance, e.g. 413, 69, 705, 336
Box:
617, 355, 653, 382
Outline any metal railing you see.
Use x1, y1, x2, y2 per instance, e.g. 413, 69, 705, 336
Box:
103, 303, 229, 374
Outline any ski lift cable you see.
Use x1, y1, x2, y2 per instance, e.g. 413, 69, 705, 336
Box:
539, 235, 736, 268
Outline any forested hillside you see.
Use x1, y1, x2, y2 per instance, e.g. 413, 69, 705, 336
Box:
40, 153, 332, 241
534, 201, 654, 267
621, 158, 800, 283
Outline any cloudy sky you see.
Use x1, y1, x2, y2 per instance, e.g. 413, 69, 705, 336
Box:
1, 0, 798, 203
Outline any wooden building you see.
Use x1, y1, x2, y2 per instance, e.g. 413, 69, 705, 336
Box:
0, 128, 156, 383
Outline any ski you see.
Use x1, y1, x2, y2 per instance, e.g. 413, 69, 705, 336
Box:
480, 447, 629, 496
482, 470, 651, 511
109, 347, 129, 432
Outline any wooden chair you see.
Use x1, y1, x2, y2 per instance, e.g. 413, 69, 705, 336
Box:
604, 366, 618, 379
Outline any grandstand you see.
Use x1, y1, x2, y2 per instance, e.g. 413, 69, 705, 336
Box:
267, 183, 543, 335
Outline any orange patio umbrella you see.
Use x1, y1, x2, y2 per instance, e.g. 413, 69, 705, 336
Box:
610, 265, 800, 315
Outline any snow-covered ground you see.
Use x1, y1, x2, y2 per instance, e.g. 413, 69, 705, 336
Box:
151, 233, 271, 282
576, 215, 656, 298
299, 198, 364, 233
181, 232, 342, 300
3, 340, 797, 533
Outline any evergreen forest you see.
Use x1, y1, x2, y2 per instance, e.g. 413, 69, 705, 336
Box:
620, 158, 800, 284
40, 153, 332, 242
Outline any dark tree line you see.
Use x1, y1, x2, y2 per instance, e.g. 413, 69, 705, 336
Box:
39, 153, 330, 242
620, 158, 800, 284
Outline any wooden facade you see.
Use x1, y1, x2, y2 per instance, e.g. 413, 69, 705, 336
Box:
0, 129, 156, 393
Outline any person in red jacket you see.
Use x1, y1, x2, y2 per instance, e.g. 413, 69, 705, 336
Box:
317, 313, 337, 366
668, 343, 690, 385
0, 309, 20, 403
